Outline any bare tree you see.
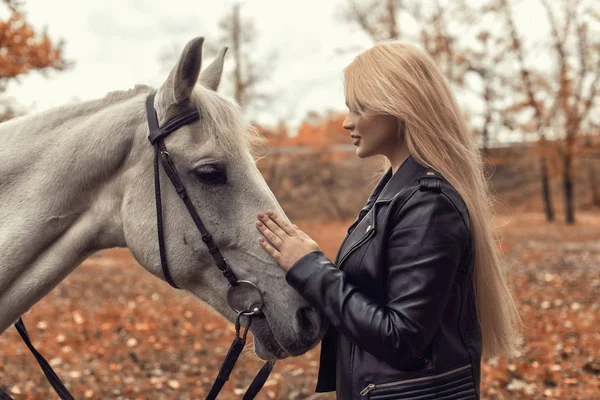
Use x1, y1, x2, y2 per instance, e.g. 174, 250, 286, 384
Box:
212, 3, 277, 117
539, 0, 600, 223
499, 0, 558, 221
339, 0, 600, 222
341, 0, 401, 42
157, 4, 276, 118
584, 133, 600, 206
339, 0, 471, 83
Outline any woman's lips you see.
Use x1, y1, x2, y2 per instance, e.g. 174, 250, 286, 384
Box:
352, 136, 361, 146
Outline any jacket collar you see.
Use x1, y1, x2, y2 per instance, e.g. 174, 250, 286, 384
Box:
364, 155, 429, 207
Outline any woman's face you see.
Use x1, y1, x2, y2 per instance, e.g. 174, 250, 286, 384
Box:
343, 106, 400, 159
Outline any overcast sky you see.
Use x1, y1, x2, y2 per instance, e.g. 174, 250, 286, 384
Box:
4, 0, 550, 133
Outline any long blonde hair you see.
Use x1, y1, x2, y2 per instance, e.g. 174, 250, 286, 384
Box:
344, 41, 522, 358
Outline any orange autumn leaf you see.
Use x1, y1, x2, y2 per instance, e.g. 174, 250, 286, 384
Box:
0, 4, 68, 81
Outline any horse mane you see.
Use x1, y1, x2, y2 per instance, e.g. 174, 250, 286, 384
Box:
190, 86, 266, 156
1, 83, 265, 156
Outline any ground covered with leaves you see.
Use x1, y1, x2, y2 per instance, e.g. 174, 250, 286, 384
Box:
1, 212, 599, 399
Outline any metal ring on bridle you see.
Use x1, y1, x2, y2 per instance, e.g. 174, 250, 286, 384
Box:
235, 311, 253, 340
226, 280, 264, 315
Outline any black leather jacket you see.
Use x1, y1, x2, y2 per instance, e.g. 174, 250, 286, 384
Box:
286, 155, 481, 399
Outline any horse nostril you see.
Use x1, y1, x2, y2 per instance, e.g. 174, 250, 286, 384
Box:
295, 307, 321, 340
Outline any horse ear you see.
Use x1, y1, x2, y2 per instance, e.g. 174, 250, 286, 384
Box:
199, 47, 228, 91
161, 37, 204, 103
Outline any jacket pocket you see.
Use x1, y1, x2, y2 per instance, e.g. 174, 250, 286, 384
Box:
360, 364, 477, 399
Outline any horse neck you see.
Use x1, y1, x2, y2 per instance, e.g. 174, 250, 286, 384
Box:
0, 94, 147, 334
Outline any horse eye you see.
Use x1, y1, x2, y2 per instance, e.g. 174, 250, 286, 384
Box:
194, 164, 227, 185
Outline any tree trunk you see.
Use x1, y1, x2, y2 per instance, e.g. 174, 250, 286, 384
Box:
589, 160, 600, 206
481, 125, 489, 157
563, 152, 575, 224
541, 155, 555, 222
585, 136, 600, 207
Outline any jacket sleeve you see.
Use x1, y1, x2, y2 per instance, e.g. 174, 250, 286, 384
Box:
285, 190, 469, 368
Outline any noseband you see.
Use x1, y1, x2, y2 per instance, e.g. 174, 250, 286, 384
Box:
1, 91, 275, 400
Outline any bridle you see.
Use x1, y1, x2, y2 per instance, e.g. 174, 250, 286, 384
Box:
0, 90, 275, 400
145, 89, 275, 399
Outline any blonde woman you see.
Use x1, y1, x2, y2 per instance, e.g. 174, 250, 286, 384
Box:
256, 41, 521, 399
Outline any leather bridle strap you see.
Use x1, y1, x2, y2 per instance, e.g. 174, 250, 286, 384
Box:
205, 314, 275, 400
146, 91, 238, 288
152, 143, 180, 288
146, 91, 199, 289
3, 315, 274, 400
0, 388, 11, 399
145, 90, 275, 400
13, 319, 74, 399
0, 318, 75, 400
242, 360, 276, 400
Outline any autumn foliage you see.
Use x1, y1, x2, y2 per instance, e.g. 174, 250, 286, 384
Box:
291, 113, 348, 148
0, 0, 67, 86
0, 0, 68, 121
257, 112, 349, 149
0, 13, 64, 80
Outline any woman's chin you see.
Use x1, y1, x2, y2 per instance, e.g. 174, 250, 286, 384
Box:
355, 147, 372, 158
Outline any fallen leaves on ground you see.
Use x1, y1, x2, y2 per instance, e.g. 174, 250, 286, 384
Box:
1, 212, 598, 399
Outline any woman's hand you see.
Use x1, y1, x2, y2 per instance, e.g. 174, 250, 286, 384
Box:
256, 210, 321, 272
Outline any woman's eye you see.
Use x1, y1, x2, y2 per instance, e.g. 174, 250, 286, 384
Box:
193, 165, 227, 185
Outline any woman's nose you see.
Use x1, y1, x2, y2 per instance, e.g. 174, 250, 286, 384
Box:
343, 114, 354, 131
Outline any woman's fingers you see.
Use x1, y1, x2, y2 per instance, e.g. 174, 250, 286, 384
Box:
266, 210, 296, 236
258, 212, 287, 238
256, 215, 320, 271
258, 237, 281, 262
256, 220, 283, 249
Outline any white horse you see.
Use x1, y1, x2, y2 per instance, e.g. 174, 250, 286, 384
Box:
0, 37, 325, 361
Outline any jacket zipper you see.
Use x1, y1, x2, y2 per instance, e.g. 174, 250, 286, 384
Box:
359, 364, 472, 396
334, 208, 370, 266
337, 225, 376, 269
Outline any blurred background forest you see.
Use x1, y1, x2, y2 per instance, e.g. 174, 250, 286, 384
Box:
0, 0, 599, 399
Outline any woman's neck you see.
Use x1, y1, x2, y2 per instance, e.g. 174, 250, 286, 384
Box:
389, 146, 411, 175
